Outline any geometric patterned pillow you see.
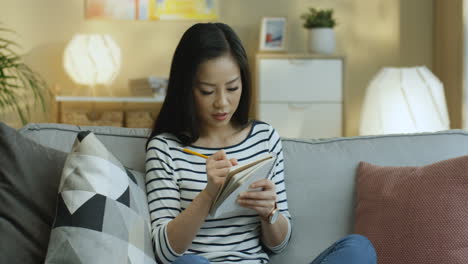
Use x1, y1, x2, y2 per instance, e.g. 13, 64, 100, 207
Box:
45, 131, 156, 264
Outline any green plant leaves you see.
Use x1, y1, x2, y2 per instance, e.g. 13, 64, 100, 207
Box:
0, 23, 48, 125
301, 8, 336, 29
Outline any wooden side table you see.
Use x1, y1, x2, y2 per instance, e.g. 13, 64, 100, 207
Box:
55, 96, 165, 128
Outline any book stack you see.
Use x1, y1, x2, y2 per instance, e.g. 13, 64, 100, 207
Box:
129, 76, 168, 97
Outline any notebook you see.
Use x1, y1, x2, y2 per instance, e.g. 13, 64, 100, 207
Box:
209, 153, 277, 218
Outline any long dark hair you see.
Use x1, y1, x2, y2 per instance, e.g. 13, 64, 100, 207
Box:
147, 23, 251, 147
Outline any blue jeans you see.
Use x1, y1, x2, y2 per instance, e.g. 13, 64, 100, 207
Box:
172, 234, 376, 264
310, 234, 377, 264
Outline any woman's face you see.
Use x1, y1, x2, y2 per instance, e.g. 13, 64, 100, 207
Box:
193, 54, 242, 131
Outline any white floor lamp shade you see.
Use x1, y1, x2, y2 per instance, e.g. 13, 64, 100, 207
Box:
360, 66, 450, 135
64, 34, 121, 87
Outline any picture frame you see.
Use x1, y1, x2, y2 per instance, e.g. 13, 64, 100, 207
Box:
85, 0, 137, 20
85, 0, 218, 21
259, 17, 287, 52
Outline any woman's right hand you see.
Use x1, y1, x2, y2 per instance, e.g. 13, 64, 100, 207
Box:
204, 150, 238, 200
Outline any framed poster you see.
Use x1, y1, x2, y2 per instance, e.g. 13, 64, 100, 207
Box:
85, 0, 137, 20
259, 17, 287, 52
150, 0, 217, 20
85, 0, 218, 20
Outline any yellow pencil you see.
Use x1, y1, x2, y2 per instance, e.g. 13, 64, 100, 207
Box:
175, 146, 209, 159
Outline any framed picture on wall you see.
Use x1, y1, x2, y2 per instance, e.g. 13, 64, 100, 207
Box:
259, 17, 287, 52
85, 0, 218, 21
152, 0, 218, 20
85, 0, 137, 20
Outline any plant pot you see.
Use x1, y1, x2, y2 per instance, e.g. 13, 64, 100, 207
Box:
308, 28, 335, 54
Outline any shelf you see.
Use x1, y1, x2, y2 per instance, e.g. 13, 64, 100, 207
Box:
55, 95, 165, 103
54, 96, 164, 128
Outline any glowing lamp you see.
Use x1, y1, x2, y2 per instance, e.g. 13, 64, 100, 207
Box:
64, 34, 121, 87
360, 66, 450, 135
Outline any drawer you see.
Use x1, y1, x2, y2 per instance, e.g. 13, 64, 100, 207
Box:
61, 111, 124, 127
125, 111, 157, 128
258, 103, 342, 138
258, 58, 343, 102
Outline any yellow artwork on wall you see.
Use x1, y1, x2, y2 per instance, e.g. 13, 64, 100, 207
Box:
85, 0, 218, 20
150, 0, 217, 20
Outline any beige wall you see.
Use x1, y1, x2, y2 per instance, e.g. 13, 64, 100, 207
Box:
1, 0, 433, 135
433, 0, 464, 129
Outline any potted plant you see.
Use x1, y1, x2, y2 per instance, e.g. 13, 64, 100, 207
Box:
0, 24, 49, 125
300, 8, 337, 54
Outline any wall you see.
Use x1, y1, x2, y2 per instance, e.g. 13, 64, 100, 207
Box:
434, 0, 463, 129
465, 0, 468, 129
0, 0, 433, 135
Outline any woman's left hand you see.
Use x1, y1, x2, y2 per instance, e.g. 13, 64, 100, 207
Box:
236, 179, 276, 221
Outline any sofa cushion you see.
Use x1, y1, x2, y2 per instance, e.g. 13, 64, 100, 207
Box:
0, 122, 67, 263
354, 155, 468, 264
18, 123, 150, 171
45, 131, 156, 263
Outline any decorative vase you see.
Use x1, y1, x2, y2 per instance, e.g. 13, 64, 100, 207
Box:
308, 28, 335, 54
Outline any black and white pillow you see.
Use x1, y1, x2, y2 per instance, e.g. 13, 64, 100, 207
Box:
45, 131, 156, 263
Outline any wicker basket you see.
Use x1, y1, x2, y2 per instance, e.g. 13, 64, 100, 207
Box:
125, 111, 156, 128
62, 111, 124, 127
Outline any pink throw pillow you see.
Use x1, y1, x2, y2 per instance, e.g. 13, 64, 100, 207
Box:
355, 155, 468, 264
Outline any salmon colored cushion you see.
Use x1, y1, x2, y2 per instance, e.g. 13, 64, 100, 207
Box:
355, 155, 468, 264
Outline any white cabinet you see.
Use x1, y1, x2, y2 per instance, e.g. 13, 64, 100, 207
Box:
256, 54, 344, 138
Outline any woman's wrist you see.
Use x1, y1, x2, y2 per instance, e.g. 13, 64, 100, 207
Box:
200, 189, 216, 205
260, 202, 277, 223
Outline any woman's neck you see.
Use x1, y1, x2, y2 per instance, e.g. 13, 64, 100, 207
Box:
193, 121, 251, 148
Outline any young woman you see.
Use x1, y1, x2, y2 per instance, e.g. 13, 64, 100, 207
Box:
145, 23, 376, 264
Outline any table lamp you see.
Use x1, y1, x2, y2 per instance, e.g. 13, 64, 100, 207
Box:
360, 66, 450, 135
63, 34, 121, 95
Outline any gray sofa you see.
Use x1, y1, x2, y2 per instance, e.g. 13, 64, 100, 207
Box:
15, 123, 468, 263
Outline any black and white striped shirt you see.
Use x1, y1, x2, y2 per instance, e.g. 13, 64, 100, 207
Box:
145, 121, 292, 264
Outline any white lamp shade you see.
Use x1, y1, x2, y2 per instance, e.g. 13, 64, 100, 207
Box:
64, 34, 121, 86
360, 66, 450, 135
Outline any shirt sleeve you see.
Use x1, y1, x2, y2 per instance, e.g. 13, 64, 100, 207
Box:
265, 126, 292, 253
145, 136, 182, 263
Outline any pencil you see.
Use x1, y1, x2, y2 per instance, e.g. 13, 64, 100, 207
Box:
175, 146, 209, 159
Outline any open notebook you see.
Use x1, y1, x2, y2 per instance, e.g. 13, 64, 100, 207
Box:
209, 153, 277, 218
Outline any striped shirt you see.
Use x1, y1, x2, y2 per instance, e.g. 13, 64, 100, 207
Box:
145, 121, 292, 264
